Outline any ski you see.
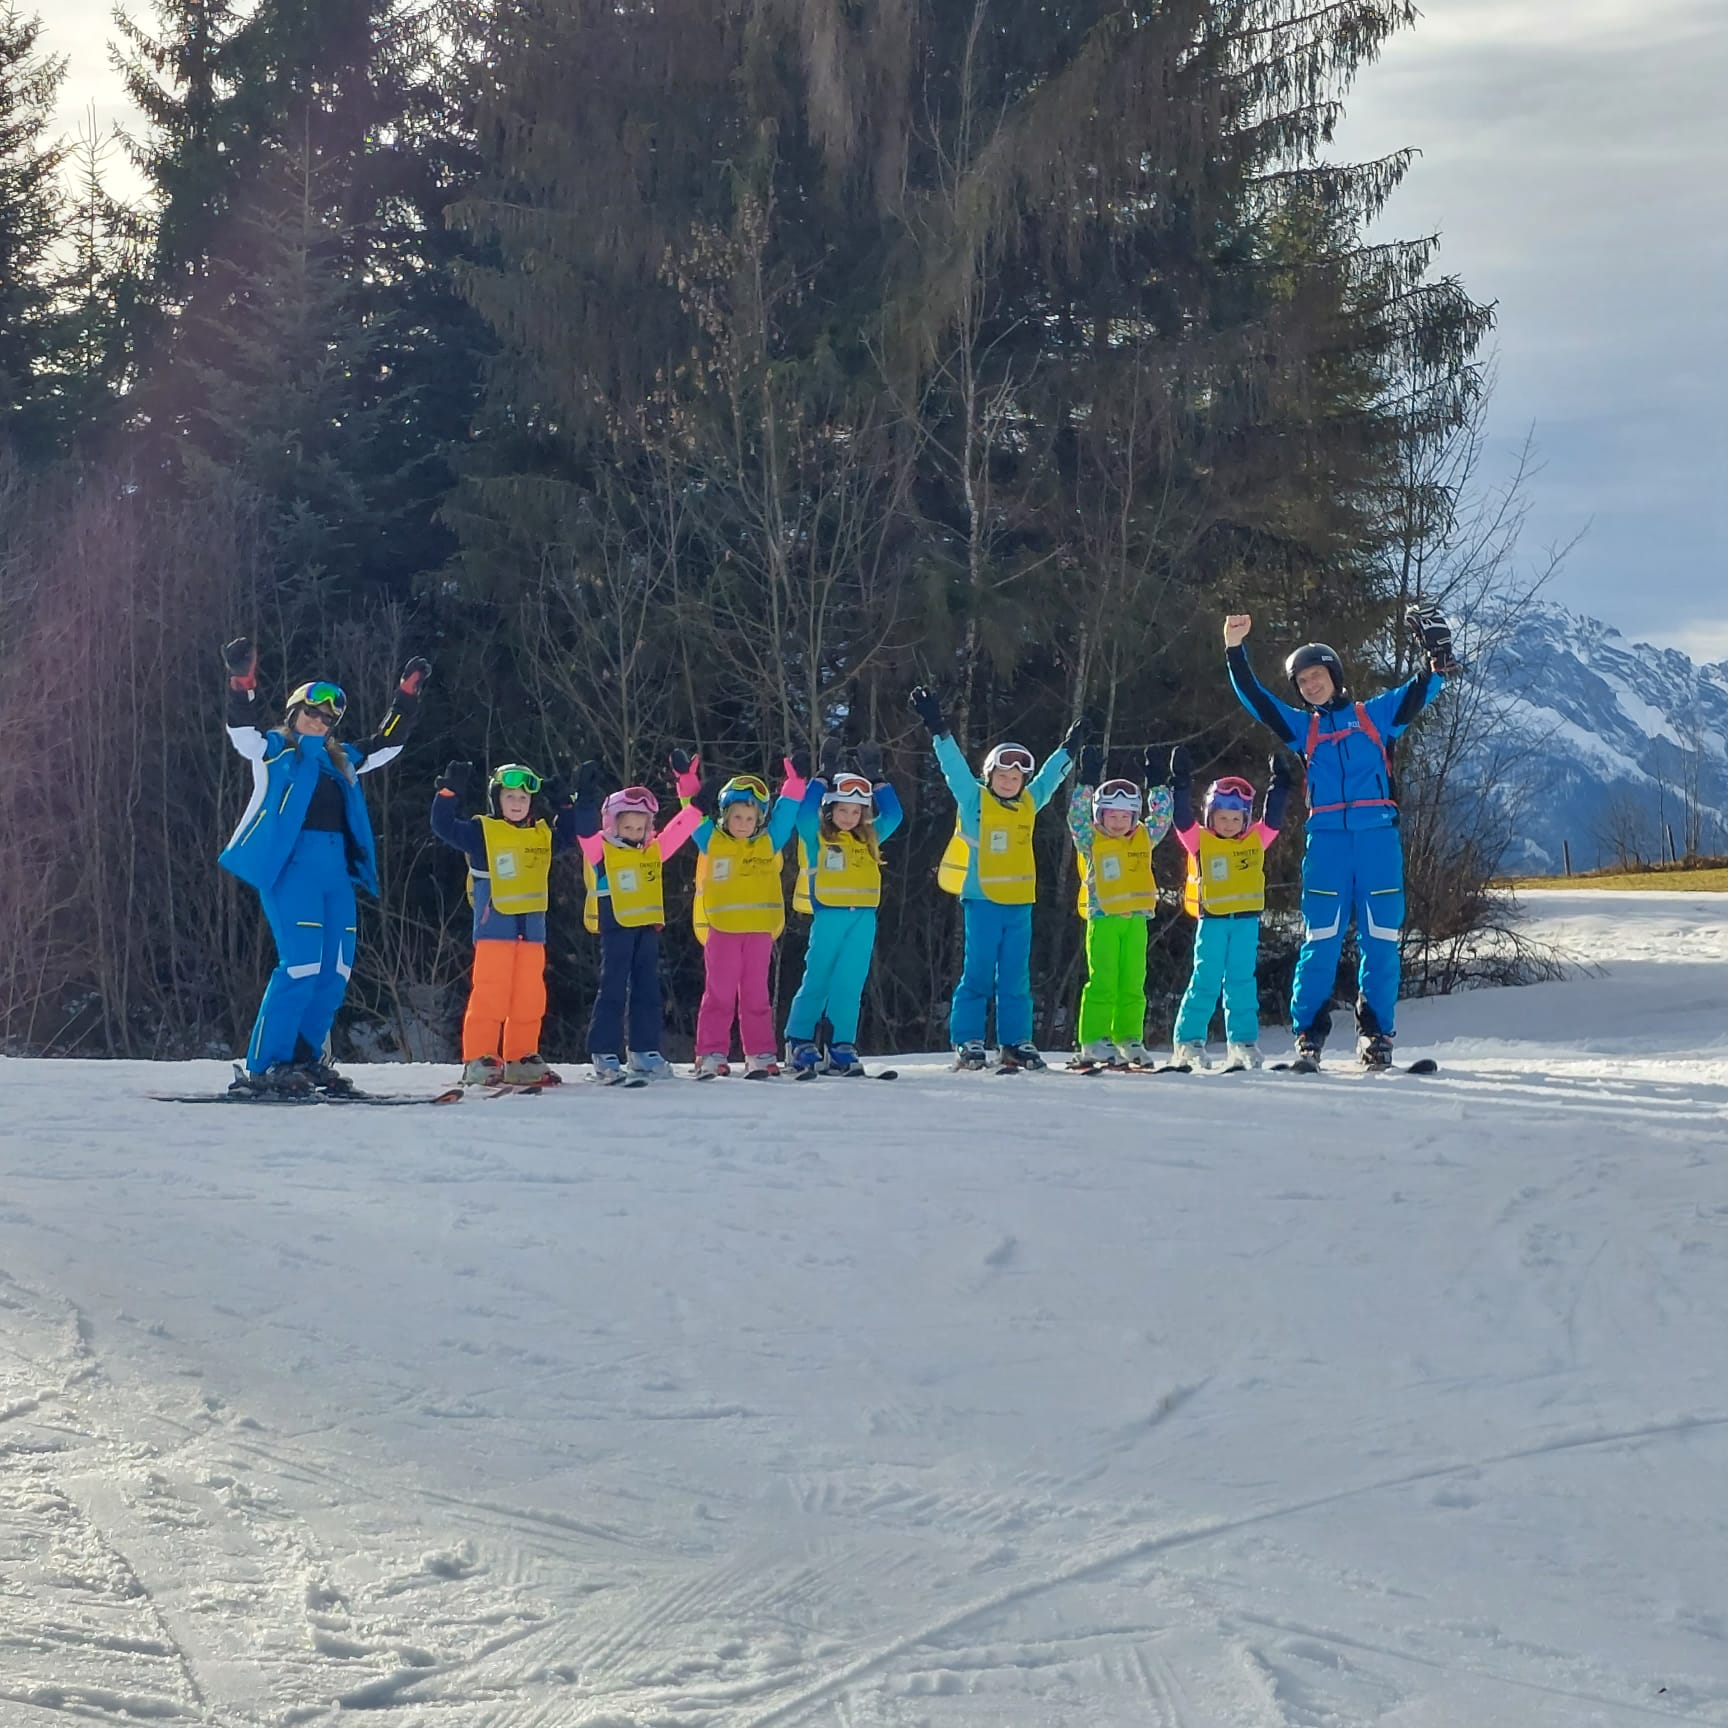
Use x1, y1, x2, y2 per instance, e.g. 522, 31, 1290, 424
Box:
588, 1074, 649, 1091
1270, 1057, 1439, 1076
794, 1067, 898, 1082
153, 1089, 450, 1108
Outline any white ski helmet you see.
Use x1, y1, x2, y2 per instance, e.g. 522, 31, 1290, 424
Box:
1091, 778, 1142, 822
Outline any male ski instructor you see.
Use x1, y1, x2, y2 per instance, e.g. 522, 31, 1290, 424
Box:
1223, 606, 1461, 1070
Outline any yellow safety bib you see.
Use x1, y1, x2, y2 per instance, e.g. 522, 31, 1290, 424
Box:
1076, 825, 1157, 918
693, 830, 786, 941
795, 830, 881, 913
1183, 830, 1266, 917
582, 837, 666, 933
474, 816, 553, 916
938, 791, 1037, 904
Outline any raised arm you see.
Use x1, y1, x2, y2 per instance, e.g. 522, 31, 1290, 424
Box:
870, 782, 904, 843
1066, 745, 1103, 853
430, 763, 485, 862
222, 638, 271, 761
1256, 753, 1294, 849
1168, 746, 1201, 855
353, 656, 431, 773
1226, 644, 1303, 749
1365, 667, 1447, 739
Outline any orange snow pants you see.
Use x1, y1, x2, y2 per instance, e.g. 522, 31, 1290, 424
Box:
463, 939, 548, 1061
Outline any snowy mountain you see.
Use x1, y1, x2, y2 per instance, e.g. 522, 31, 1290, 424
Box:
2, 889, 1727, 1724
1473, 603, 1728, 873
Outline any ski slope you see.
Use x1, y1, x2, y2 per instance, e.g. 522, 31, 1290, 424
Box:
2, 889, 1726, 1726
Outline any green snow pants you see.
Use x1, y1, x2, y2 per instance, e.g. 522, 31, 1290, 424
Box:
1078, 914, 1150, 1045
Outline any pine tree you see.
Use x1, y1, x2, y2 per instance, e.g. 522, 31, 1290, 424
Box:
0, 3, 67, 460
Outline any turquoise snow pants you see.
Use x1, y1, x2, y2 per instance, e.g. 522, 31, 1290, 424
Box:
786, 908, 878, 1046
1173, 915, 1261, 1045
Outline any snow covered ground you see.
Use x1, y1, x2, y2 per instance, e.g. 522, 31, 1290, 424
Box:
2, 888, 1726, 1727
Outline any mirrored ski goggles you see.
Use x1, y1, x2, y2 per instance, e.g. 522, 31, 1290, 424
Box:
720, 774, 771, 804
609, 785, 659, 814
1092, 777, 1142, 810
1210, 776, 1256, 802
823, 772, 874, 805
492, 765, 543, 793
287, 681, 346, 719
983, 745, 1035, 774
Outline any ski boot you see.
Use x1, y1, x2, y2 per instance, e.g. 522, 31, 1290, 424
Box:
461, 1054, 506, 1089
1073, 1038, 1119, 1071
504, 1054, 561, 1087
786, 1037, 825, 1077
998, 1043, 1047, 1072
743, 1053, 780, 1079
1289, 1028, 1325, 1073
694, 1053, 730, 1079
293, 1039, 356, 1095
627, 1050, 675, 1080
953, 1040, 988, 1071
1222, 1041, 1262, 1072
591, 1053, 629, 1086
1120, 1040, 1155, 1070
825, 1042, 864, 1077
229, 1061, 316, 1099
1358, 1033, 1395, 1072
1171, 1040, 1210, 1072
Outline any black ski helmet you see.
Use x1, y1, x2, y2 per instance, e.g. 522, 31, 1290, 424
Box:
486, 762, 543, 816
1284, 643, 1346, 704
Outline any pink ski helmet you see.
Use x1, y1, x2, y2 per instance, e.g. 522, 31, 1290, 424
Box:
601, 785, 659, 841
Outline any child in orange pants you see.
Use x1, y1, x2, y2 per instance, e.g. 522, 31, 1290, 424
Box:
432, 760, 582, 1085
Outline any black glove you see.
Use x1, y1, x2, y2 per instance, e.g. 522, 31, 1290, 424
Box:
1143, 746, 1170, 788
1269, 751, 1294, 790
856, 741, 885, 782
1077, 744, 1104, 785
1406, 605, 1462, 676
540, 769, 572, 806
818, 736, 843, 777
575, 759, 606, 801
668, 747, 694, 776
687, 779, 715, 816
439, 759, 478, 798
1061, 711, 1092, 756
789, 748, 813, 780
908, 686, 946, 736
223, 637, 257, 691
1168, 745, 1192, 784
398, 656, 432, 697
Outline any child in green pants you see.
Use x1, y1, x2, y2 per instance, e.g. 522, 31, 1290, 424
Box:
1066, 746, 1174, 1068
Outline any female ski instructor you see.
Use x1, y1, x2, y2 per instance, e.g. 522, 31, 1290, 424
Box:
1223, 606, 1459, 1070
218, 637, 430, 1096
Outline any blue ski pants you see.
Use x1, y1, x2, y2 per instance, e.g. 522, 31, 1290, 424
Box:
786, 907, 877, 1046
588, 916, 663, 1057
1291, 824, 1405, 1037
1174, 915, 1261, 1045
950, 899, 1034, 1048
247, 830, 358, 1073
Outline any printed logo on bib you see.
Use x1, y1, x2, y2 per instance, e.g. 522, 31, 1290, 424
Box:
496, 853, 518, 879
824, 849, 845, 871
616, 869, 638, 892
1209, 855, 1229, 881
711, 858, 732, 881
989, 830, 1009, 853
1100, 856, 1121, 880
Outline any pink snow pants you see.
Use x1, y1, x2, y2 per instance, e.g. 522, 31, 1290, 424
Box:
696, 930, 776, 1059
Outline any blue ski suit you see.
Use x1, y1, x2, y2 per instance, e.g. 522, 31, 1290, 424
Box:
785, 780, 904, 1047
934, 734, 1072, 1049
219, 685, 414, 1073
1227, 645, 1444, 1039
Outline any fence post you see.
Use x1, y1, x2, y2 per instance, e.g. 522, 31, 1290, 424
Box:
1562, 839, 1571, 878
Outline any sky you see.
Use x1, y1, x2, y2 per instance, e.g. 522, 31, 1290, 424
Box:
41, 0, 1728, 660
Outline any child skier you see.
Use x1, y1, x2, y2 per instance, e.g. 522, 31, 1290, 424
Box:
575, 754, 706, 1083
909, 686, 1083, 1071
783, 741, 903, 1076
432, 760, 583, 1087
219, 639, 429, 1096
1065, 745, 1174, 1069
1223, 606, 1458, 1069
688, 757, 808, 1077
1167, 747, 1292, 1071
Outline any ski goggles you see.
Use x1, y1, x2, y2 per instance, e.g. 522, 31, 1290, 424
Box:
287, 681, 346, 719
491, 764, 543, 793
1092, 777, 1142, 814
1204, 776, 1255, 818
719, 774, 771, 806
982, 744, 1035, 775
606, 786, 659, 816
822, 772, 874, 806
